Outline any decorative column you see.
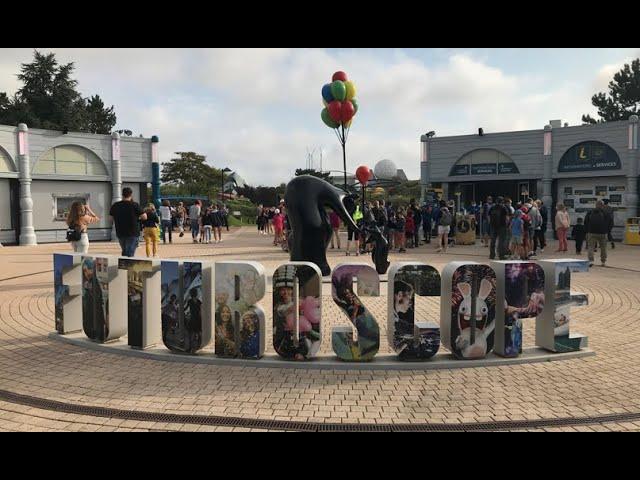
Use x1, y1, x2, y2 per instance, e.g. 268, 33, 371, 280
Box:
17, 123, 37, 246
111, 132, 122, 241
626, 115, 639, 219
542, 124, 554, 239
420, 134, 430, 203
151, 135, 160, 210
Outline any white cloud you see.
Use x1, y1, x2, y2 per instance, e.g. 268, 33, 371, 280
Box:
0, 48, 637, 186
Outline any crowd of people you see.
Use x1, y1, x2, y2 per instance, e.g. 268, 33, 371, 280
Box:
65, 188, 231, 258
254, 194, 617, 269
66, 187, 618, 269
470, 195, 615, 267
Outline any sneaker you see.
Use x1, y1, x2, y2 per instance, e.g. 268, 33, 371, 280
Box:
589, 263, 594, 268
611, 243, 615, 249
601, 262, 606, 267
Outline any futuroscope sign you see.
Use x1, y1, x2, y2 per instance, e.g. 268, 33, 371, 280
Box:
54, 254, 589, 363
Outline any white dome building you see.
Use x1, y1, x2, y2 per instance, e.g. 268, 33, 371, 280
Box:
373, 159, 398, 180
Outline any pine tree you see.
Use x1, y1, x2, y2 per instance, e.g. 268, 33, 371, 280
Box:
0, 50, 117, 133
583, 59, 640, 124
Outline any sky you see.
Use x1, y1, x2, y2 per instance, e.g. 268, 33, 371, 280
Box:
0, 48, 638, 186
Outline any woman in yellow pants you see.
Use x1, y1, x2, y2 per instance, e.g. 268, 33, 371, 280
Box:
142, 204, 161, 258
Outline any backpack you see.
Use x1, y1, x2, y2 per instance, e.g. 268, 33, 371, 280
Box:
66, 225, 81, 242
440, 211, 452, 227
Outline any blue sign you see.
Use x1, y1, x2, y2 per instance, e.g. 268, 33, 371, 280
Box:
559, 141, 621, 172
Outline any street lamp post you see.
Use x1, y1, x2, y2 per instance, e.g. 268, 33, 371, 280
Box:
220, 167, 232, 202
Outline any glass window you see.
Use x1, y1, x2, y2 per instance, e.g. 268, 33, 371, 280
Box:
34, 145, 107, 176
34, 159, 56, 174
54, 194, 89, 222
0, 148, 15, 172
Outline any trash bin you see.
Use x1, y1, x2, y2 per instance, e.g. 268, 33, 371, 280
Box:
624, 218, 640, 245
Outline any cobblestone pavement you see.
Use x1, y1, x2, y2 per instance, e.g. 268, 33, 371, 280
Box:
1, 227, 639, 431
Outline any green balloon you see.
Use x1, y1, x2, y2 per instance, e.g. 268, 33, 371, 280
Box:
351, 98, 358, 115
330, 80, 346, 101
321, 108, 339, 128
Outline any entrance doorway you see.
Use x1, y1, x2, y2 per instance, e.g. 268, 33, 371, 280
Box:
452, 180, 537, 209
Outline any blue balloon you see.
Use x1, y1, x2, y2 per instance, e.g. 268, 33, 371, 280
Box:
322, 83, 334, 103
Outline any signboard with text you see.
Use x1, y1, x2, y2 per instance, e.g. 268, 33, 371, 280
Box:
558, 141, 621, 173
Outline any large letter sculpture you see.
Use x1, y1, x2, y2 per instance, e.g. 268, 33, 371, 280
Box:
537, 259, 589, 352
161, 261, 212, 354
81, 255, 127, 343
54, 253, 83, 334
492, 261, 545, 357
118, 258, 162, 349
284, 175, 361, 276
215, 261, 266, 359
331, 263, 380, 361
387, 262, 441, 360
272, 262, 323, 360
441, 262, 497, 359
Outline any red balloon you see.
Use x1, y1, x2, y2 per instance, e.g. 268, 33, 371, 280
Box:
332, 71, 348, 82
341, 100, 355, 123
356, 165, 370, 185
328, 101, 342, 123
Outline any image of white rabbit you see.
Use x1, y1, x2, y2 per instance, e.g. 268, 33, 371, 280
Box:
454, 279, 495, 359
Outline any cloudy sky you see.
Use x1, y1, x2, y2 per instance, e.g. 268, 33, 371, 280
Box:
1, 48, 638, 186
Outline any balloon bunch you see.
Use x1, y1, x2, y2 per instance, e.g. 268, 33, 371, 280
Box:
321, 71, 358, 130
320, 71, 359, 191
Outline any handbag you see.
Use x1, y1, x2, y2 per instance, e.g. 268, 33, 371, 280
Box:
66, 225, 82, 242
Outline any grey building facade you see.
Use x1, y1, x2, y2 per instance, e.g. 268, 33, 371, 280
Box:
420, 116, 639, 239
0, 123, 154, 245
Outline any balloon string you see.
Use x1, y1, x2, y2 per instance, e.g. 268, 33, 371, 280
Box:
333, 127, 342, 144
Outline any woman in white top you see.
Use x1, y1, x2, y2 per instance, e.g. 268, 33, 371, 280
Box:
66, 201, 100, 254
555, 203, 570, 252
160, 200, 173, 244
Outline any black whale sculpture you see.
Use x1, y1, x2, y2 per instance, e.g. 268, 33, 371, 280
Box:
284, 175, 360, 276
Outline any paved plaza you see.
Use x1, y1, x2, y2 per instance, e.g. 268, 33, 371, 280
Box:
1, 227, 640, 431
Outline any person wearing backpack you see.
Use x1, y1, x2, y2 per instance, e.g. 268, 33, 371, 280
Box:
585, 201, 613, 267
488, 197, 509, 260
436, 206, 452, 253
66, 201, 100, 254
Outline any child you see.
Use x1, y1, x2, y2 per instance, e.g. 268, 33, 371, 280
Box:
572, 217, 586, 255
273, 208, 284, 246
405, 210, 415, 249
510, 210, 524, 260
202, 207, 214, 244
396, 209, 406, 253
142, 204, 160, 258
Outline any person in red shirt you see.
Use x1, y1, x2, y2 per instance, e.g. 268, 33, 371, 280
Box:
329, 210, 341, 249
273, 209, 284, 246
405, 210, 415, 249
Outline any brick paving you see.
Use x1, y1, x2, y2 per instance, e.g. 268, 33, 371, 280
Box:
1, 227, 639, 431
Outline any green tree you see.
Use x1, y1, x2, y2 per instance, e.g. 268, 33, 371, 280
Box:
583, 59, 640, 124
294, 168, 331, 181
161, 152, 220, 196
0, 50, 117, 133
85, 95, 116, 134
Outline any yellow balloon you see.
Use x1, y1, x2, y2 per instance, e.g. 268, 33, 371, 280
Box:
344, 119, 353, 128
345, 81, 356, 100
323, 99, 328, 107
